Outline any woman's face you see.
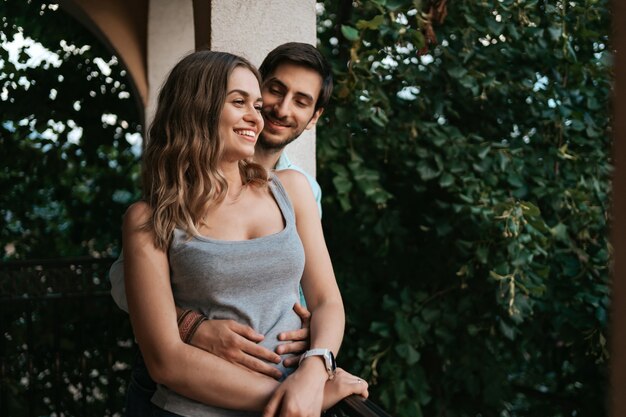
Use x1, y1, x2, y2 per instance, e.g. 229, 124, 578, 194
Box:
219, 66, 264, 162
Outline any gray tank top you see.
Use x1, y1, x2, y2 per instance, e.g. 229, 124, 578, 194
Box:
152, 174, 305, 416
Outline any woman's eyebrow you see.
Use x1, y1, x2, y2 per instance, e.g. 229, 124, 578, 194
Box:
227, 89, 251, 96
227, 89, 263, 102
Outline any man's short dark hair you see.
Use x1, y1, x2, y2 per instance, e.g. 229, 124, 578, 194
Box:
259, 42, 333, 111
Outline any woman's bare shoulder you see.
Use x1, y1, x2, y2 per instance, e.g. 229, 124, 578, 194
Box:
124, 201, 152, 227
274, 170, 316, 215
275, 169, 309, 192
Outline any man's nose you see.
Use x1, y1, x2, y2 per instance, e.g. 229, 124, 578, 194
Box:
273, 97, 290, 118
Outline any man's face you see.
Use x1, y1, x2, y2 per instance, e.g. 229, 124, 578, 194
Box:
258, 62, 324, 150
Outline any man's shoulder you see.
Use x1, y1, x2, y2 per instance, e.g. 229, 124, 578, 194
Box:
274, 151, 291, 171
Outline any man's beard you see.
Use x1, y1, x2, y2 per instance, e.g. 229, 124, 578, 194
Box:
257, 110, 308, 151
256, 130, 301, 151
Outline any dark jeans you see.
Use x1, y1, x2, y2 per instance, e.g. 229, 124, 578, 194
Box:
125, 351, 182, 417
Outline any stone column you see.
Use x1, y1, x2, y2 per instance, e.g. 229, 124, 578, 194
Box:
209, 0, 318, 177
145, 0, 195, 130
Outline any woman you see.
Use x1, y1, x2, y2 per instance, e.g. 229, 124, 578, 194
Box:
123, 50, 368, 416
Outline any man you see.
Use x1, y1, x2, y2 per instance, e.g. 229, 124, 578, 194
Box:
254, 42, 333, 216
110, 42, 333, 414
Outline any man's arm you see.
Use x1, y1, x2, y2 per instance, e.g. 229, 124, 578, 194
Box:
109, 254, 129, 312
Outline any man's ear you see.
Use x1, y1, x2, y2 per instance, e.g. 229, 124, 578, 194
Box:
305, 108, 324, 130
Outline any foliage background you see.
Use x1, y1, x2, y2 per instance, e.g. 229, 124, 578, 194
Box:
316, 1, 611, 416
0, 1, 141, 261
1, 2, 138, 415
0, 0, 613, 416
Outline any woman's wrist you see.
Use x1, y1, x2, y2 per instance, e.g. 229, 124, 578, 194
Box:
298, 355, 331, 381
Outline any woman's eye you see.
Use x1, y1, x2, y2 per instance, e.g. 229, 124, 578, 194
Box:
254, 105, 263, 112
233, 99, 245, 106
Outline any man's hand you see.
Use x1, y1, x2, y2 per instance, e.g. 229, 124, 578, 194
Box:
277, 303, 311, 367
189, 319, 283, 380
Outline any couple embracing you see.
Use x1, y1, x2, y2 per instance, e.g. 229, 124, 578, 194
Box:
110, 42, 368, 417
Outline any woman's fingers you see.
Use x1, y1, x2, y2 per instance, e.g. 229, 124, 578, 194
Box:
277, 327, 309, 343
337, 368, 369, 397
322, 368, 370, 410
293, 303, 311, 326
276, 340, 307, 356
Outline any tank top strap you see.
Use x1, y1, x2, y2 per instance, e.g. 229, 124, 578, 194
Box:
268, 173, 296, 226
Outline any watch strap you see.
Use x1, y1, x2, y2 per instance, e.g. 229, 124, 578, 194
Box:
299, 348, 336, 379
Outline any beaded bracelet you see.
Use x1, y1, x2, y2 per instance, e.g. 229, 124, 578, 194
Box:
185, 315, 207, 344
177, 309, 193, 326
178, 309, 207, 343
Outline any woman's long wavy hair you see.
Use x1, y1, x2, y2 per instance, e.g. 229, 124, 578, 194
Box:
142, 50, 267, 249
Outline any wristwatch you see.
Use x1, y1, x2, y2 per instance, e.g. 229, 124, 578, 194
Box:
299, 348, 337, 380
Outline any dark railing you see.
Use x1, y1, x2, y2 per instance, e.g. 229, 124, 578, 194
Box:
1, 257, 391, 416
328, 395, 393, 417
0, 257, 133, 417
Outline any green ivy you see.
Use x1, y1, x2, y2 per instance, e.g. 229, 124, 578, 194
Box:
0, 1, 142, 260
317, 1, 611, 416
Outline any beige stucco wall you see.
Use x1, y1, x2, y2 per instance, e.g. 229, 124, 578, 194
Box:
145, 0, 195, 130
209, 1, 317, 66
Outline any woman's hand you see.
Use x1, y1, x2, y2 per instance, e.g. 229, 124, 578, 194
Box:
262, 358, 327, 417
322, 368, 369, 411
262, 365, 369, 416
277, 303, 311, 367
